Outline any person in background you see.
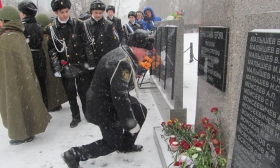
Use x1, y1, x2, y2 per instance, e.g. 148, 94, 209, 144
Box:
136, 11, 147, 30
106, 5, 123, 44
18, 1, 48, 109
121, 11, 142, 45
0, 6, 51, 145
143, 6, 162, 31
84, 0, 119, 83
36, 13, 68, 112
47, 0, 94, 128
61, 29, 154, 168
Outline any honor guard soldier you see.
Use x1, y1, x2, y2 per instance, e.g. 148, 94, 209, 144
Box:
106, 5, 123, 44
83, 0, 119, 82
36, 13, 68, 112
18, 1, 48, 109
0, 6, 51, 145
47, 0, 95, 128
62, 29, 154, 168
121, 11, 142, 45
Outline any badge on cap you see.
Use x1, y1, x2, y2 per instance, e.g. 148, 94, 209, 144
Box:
122, 69, 130, 82
61, 2, 63, 5
98, 5, 100, 7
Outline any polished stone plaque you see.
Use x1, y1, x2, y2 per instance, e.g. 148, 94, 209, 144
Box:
198, 26, 229, 92
232, 29, 280, 168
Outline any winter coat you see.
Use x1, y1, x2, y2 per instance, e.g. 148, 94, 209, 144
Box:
86, 45, 141, 131
136, 18, 148, 30
121, 21, 142, 45
0, 20, 52, 140
107, 16, 123, 43
47, 17, 94, 78
84, 17, 119, 66
42, 26, 68, 111
22, 16, 46, 76
143, 6, 162, 31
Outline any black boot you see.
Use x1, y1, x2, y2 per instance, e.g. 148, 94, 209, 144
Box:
49, 105, 62, 112
9, 136, 35, 145
61, 148, 80, 168
118, 144, 143, 153
70, 118, 81, 128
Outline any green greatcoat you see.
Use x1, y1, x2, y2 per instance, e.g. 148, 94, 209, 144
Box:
0, 20, 52, 140
42, 26, 68, 111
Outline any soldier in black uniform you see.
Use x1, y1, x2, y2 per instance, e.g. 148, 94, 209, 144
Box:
84, 0, 119, 83
121, 11, 142, 45
18, 1, 48, 109
61, 29, 154, 168
106, 5, 123, 44
47, 0, 94, 128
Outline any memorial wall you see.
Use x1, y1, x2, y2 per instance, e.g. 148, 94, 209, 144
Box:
231, 30, 280, 168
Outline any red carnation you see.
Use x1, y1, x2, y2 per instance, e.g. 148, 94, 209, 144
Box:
194, 140, 203, 148
176, 11, 181, 15
161, 122, 166, 127
186, 124, 192, 131
211, 138, 220, 146
174, 161, 182, 166
204, 123, 215, 131
167, 121, 172, 126
199, 131, 206, 138
180, 140, 186, 146
215, 148, 222, 155
210, 107, 218, 113
183, 143, 190, 150
61, 60, 67, 66
202, 117, 209, 124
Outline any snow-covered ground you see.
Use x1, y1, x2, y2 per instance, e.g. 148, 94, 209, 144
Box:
0, 33, 198, 168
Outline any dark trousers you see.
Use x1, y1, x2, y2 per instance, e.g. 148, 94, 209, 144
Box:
62, 73, 89, 119
75, 97, 147, 160
88, 69, 95, 85
37, 75, 48, 109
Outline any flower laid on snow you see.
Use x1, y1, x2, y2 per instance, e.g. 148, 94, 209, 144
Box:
160, 107, 227, 168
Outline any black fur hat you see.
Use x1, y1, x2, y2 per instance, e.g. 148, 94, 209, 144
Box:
106, 5, 115, 13
51, 0, 71, 11
90, 0, 106, 12
128, 29, 154, 50
18, 1, 37, 17
128, 11, 136, 18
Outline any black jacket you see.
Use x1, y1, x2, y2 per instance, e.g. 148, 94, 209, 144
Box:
107, 16, 123, 43
84, 17, 119, 66
22, 16, 46, 76
121, 21, 142, 45
86, 45, 141, 130
46, 17, 94, 78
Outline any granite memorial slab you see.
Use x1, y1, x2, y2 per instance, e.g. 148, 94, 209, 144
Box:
232, 29, 280, 168
198, 26, 229, 92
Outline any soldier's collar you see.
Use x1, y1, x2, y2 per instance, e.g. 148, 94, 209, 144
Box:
122, 45, 138, 67
55, 17, 73, 28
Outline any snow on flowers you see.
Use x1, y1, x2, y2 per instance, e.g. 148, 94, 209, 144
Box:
161, 107, 227, 168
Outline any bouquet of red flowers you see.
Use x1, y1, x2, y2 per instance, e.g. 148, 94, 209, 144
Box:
161, 107, 227, 168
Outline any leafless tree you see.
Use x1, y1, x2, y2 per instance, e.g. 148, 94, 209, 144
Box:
2, 0, 18, 7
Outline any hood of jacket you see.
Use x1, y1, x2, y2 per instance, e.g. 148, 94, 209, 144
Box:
0, 20, 24, 34
143, 6, 157, 21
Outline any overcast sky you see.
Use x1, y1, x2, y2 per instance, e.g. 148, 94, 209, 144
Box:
30, 0, 141, 19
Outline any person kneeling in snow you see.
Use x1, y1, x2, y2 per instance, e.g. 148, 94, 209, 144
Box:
61, 29, 154, 168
